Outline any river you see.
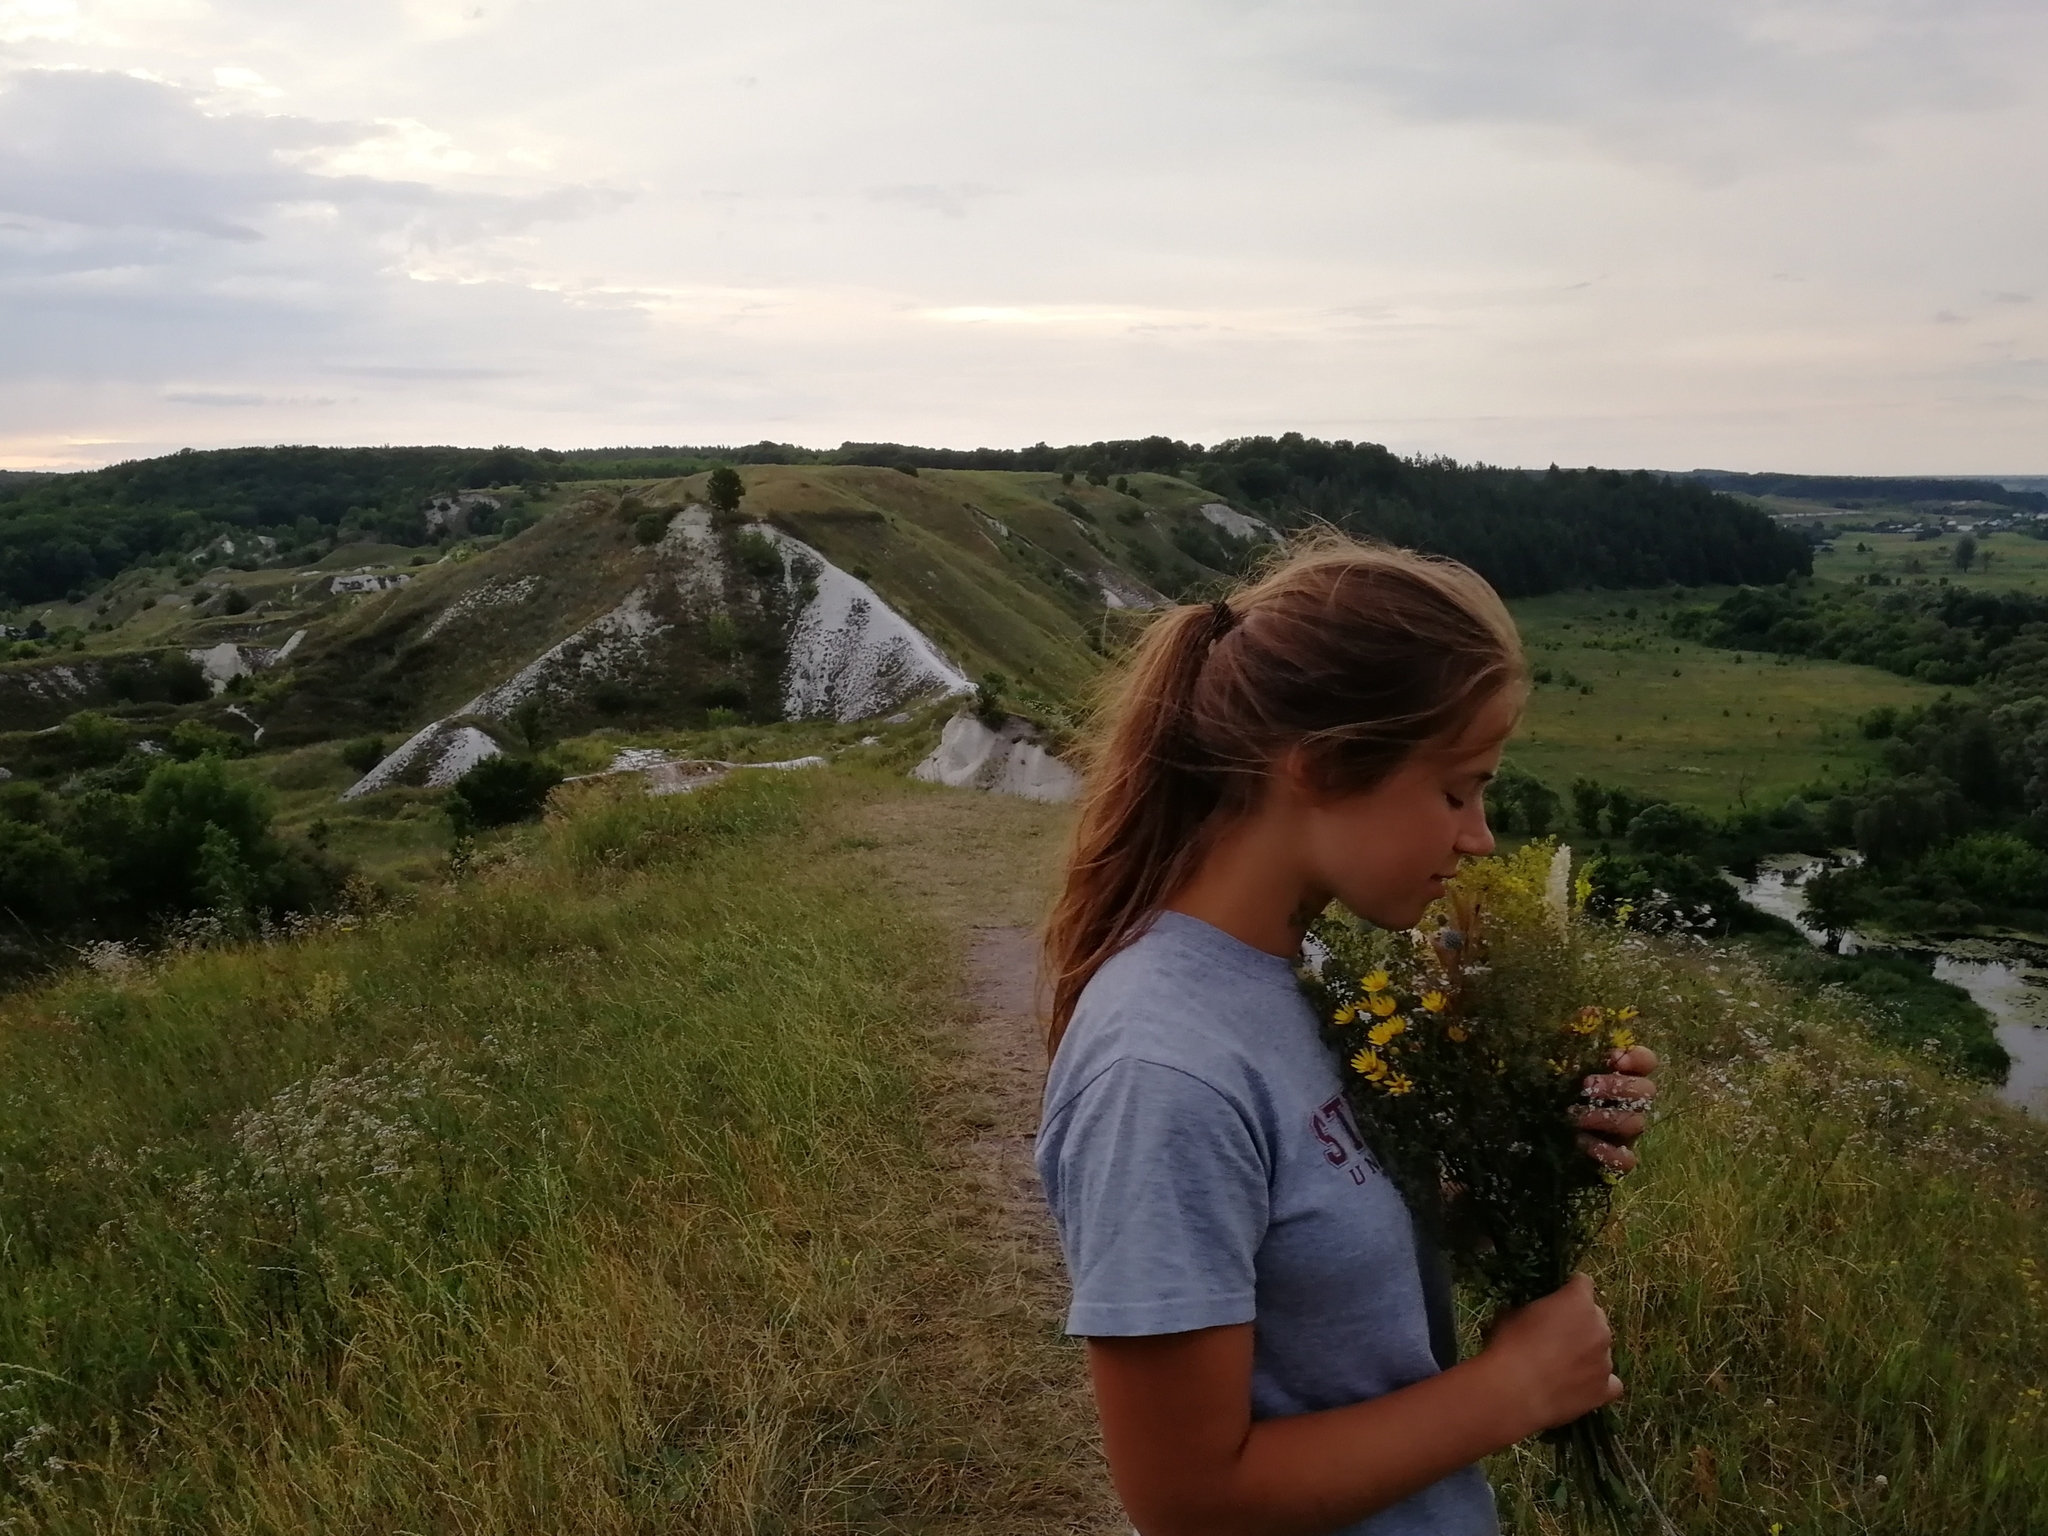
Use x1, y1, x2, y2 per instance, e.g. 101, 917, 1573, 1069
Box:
1730, 856, 2048, 1115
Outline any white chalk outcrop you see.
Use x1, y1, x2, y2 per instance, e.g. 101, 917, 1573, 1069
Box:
912, 714, 1080, 803
341, 512, 970, 799
331, 572, 413, 595
754, 523, 974, 721
1199, 502, 1277, 541
341, 722, 503, 800
189, 641, 250, 695
1097, 570, 1163, 610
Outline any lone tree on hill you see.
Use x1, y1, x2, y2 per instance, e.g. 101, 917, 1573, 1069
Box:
706, 466, 745, 516
1954, 534, 1977, 572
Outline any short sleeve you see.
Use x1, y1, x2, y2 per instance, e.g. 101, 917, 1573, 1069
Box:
1035, 1056, 1269, 1336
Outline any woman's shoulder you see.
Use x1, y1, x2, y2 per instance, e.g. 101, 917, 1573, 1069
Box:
1049, 912, 1317, 1111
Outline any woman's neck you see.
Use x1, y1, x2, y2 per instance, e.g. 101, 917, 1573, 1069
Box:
1165, 807, 1325, 960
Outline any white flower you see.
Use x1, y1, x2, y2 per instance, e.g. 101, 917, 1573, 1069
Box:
1544, 845, 1573, 927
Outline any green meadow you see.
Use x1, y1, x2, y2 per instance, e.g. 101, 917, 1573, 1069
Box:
1812, 527, 2048, 595
1506, 590, 1961, 813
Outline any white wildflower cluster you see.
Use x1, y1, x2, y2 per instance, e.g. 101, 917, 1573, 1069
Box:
0, 1380, 63, 1496
75, 939, 139, 979
184, 1045, 489, 1237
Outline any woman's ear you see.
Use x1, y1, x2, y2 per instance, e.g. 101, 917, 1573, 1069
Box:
1271, 743, 1327, 810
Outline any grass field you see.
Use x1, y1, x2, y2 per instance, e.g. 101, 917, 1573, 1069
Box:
0, 771, 1107, 1535
4, 768, 2045, 1533
1507, 590, 1962, 813
1811, 528, 2048, 594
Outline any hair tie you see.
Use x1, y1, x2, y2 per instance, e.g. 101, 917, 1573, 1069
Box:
1208, 599, 1238, 642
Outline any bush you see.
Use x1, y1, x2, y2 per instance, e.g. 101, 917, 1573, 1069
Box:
340, 736, 388, 773
728, 529, 783, 582
0, 817, 92, 925
1624, 801, 1714, 856
62, 711, 128, 767
447, 755, 563, 832
221, 588, 251, 615
168, 720, 246, 761
1922, 832, 2048, 910
633, 510, 672, 545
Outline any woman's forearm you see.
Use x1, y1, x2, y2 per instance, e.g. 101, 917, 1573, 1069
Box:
1216, 1353, 1536, 1536
1123, 1352, 1533, 1536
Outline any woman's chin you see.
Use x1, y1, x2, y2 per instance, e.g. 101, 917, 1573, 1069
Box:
1346, 893, 1434, 932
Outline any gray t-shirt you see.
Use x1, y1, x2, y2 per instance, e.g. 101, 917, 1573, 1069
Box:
1035, 911, 1498, 1536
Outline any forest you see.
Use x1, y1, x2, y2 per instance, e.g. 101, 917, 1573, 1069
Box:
0, 436, 1810, 606
1633, 582, 2048, 939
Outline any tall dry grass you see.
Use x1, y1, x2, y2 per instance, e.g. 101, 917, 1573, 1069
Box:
1491, 932, 2048, 1534
0, 772, 1096, 1534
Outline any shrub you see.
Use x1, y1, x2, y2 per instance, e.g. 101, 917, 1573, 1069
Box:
728, 529, 783, 582
974, 670, 1010, 728
340, 736, 387, 773
633, 510, 671, 545
447, 755, 563, 832
168, 720, 246, 761
221, 588, 251, 615
62, 710, 128, 767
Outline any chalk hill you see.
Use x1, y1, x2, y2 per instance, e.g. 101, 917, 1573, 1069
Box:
1, 465, 1278, 792
0, 443, 1810, 796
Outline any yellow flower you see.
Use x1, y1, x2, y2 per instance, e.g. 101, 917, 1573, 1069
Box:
1420, 990, 1448, 1013
1332, 1005, 1358, 1027
1360, 969, 1391, 994
1368, 993, 1399, 1017
1350, 1047, 1389, 1081
1569, 1006, 1603, 1036
1367, 1016, 1408, 1047
1446, 1023, 1470, 1043
1616, 1006, 1640, 1022
1546, 1057, 1572, 1076
1384, 1073, 1414, 1096
1609, 1027, 1638, 1052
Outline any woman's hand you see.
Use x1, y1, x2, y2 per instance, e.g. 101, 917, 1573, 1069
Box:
1478, 1274, 1623, 1434
1573, 1044, 1659, 1173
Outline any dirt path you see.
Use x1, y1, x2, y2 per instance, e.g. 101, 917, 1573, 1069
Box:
854, 787, 1126, 1533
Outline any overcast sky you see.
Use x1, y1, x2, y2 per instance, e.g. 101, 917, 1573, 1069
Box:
2, 0, 2043, 473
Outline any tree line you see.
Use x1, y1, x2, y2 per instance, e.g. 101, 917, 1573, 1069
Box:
4, 436, 1811, 607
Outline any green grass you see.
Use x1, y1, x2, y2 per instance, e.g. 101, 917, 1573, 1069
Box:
3, 771, 2046, 1531
1508, 590, 1962, 813
1486, 915, 2048, 1534
0, 771, 1096, 1534
1812, 528, 2048, 594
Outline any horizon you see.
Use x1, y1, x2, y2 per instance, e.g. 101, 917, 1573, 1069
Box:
3, 440, 2045, 484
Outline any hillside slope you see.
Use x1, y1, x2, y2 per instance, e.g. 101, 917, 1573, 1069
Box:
2, 466, 1282, 795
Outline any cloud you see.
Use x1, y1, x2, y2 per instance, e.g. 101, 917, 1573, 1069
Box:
0, 68, 624, 246
1252, 0, 2043, 177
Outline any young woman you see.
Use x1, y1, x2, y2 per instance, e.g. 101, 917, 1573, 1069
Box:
1035, 537, 1658, 1536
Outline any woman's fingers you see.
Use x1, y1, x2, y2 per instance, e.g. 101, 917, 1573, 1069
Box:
1581, 1072, 1657, 1106
1577, 1132, 1637, 1172
1571, 1104, 1647, 1140
1610, 1045, 1660, 1076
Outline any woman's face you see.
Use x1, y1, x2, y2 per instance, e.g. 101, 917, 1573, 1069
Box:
1297, 687, 1520, 932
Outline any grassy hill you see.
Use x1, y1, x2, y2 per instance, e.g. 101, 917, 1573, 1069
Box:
2, 770, 2042, 1532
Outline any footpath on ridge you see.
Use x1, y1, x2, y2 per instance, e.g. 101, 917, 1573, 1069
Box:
851, 786, 1126, 1535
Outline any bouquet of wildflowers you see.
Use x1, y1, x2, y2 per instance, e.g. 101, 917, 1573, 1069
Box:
1300, 842, 1643, 1524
